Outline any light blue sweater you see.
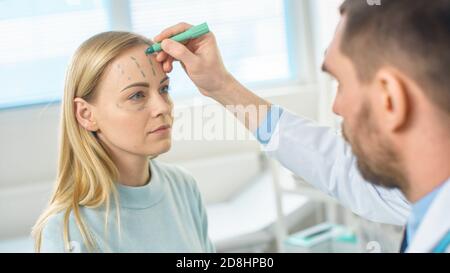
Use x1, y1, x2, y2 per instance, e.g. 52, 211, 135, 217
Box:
40, 160, 215, 253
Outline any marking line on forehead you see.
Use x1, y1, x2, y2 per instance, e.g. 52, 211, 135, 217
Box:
148, 57, 156, 76
130, 56, 146, 78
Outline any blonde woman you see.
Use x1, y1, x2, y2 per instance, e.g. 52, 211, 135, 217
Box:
32, 31, 214, 253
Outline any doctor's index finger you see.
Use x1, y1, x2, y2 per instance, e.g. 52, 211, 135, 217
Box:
153, 22, 194, 42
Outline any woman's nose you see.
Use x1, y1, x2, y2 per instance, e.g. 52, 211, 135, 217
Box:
150, 92, 171, 117
332, 93, 343, 117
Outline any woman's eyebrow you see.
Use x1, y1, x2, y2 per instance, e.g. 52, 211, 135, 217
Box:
120, 82, 149, 92
160, 76, 170, 84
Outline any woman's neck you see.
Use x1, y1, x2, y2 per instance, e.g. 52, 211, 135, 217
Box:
97, 137, 152, 187
116, 154, 151, 187
108, 149, 151, 187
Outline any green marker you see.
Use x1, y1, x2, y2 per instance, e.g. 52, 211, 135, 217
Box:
146, 22, 210, 54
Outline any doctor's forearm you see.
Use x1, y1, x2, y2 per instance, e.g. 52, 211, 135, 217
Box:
209, 75, 273, 133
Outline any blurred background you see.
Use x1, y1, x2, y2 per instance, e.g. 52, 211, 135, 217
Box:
0, 0, 403, 253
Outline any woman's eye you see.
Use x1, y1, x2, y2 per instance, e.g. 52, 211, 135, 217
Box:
129, 91, 145, 101
159, 85, 170, 94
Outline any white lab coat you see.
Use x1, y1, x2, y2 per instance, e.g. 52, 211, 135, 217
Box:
261, 107, 449, 252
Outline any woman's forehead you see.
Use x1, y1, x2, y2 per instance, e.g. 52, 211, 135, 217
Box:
105, 45, 163, 84
112, 45, 152, 69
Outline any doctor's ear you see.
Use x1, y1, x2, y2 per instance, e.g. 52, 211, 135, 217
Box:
74, 97, 99, 132
375, 68, 410, 132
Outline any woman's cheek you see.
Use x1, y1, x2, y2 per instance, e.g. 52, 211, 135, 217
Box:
106, 111, 145, 145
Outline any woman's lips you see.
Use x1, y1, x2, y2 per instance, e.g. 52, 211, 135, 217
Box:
149, 124, 171, 134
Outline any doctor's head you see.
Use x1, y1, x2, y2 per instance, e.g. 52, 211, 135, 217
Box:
323, 0, 450, 199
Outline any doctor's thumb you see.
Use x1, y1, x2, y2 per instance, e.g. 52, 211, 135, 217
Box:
161, 39, 197, 68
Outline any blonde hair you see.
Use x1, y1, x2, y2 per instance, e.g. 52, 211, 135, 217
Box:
32, 31, 152, 252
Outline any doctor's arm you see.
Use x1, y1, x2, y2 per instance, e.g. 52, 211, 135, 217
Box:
260, 106, 410, 225
154, 23, 410, 226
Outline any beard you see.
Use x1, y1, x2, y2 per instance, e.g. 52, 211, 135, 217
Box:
342, 103, 408, 192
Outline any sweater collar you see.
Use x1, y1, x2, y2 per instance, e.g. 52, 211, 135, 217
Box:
116, 160, 164, 209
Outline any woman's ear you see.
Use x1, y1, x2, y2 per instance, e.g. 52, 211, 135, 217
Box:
74, 97, 99, 132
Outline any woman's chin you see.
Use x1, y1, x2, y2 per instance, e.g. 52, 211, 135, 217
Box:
159, 140, 172, 154
145, 139, 172, 156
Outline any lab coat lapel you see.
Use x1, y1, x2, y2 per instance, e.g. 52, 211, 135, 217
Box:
407, 180, 450, 252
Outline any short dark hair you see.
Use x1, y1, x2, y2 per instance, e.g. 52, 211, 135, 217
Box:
339, 0, 450, 115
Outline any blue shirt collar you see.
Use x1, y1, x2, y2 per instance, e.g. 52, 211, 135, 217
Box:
407, 178, 449, 243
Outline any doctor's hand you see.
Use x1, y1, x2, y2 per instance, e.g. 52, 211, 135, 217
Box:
154, 22, 272, 132
153, 22, 235, 98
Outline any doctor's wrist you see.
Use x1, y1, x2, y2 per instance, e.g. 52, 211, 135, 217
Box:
204, 73, 241, 104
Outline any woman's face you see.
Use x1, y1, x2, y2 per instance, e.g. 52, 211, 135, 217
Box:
88, 44, 173, 158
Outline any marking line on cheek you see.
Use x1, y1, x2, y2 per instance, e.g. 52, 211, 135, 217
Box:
137, 105, 147, 111
117, 101, 147, 112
